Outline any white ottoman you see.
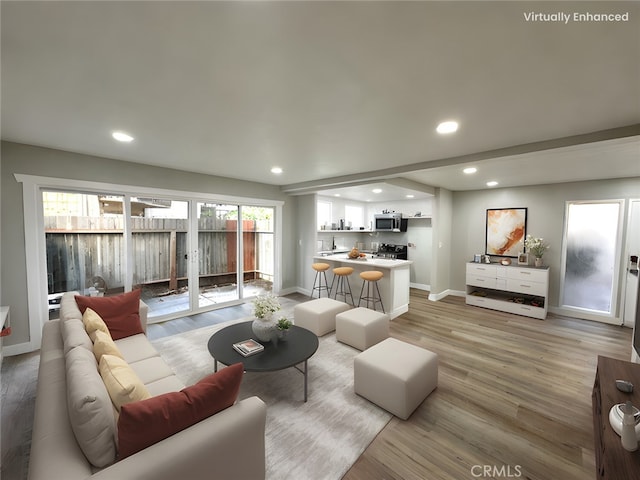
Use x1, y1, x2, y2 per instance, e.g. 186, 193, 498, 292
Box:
293, 298, 351, 336
336, 307, 389, 351
354, 338, 438, 420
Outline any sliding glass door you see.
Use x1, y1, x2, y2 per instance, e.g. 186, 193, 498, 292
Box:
37, 182, 278, 325
131, 197, 190, 319
43, 190, 125, 319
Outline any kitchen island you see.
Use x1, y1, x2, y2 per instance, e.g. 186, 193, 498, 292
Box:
314, 254, 412, 319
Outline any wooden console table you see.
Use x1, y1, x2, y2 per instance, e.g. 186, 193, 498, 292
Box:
592, 355, 640, 479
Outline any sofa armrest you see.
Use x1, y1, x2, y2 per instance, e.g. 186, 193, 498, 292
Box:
138, 300, 149, 333
89, 396, 266, 480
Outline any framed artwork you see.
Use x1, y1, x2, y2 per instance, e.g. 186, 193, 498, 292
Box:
518, 252, 529, 265
485, 208, 527, 258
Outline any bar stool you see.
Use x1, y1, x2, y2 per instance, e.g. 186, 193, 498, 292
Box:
311, 263, 331, 298
330, 266, 355, 305
358, 270, 385, 313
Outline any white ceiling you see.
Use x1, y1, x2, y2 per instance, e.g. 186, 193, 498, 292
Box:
2, 1, 639, 202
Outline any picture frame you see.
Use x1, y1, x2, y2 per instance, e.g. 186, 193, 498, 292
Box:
517, 252, 529, 265
485, 207, 527, 258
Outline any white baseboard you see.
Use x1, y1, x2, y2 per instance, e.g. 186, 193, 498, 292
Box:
409, 283, 430, 291
3, 340, 37, 357
428, 289, 465, 302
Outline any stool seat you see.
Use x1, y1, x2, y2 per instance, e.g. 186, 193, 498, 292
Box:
312, 263, 330, 272
360, 271, 383, 282
333, 266, 354, 276
354, 338, 438, 420
358, 270, 385, 313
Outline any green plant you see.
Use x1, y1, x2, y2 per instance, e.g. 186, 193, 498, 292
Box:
277, 317, 292, 330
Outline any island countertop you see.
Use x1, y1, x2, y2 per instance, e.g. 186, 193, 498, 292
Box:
314, 254, 412, 269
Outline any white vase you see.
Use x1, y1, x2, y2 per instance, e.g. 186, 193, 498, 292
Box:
534, 257, 543, 267
252, 317, 277, 343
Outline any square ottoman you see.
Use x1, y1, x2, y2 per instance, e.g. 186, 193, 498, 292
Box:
293, 298, 351, 336
336, 307, 389, 351
354, 337, 438, 420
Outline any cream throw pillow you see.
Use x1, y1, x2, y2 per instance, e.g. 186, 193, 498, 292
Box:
99, 354, 151, 411
82, 307, 110, 338
93, 329, 124, 362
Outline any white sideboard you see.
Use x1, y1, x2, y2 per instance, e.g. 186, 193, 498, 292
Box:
465, 263, 549, 319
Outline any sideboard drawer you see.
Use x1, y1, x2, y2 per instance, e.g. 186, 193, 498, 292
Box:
506, 278, 546, 296
466, 275, 497, 289
507, 267, 548, 283
467, 264, 497, 277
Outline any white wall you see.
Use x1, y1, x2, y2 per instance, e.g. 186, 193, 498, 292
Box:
1, 141, 297, 349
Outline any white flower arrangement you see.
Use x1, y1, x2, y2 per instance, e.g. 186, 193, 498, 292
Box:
524, 234, 549, 258
252, 293, 281, 320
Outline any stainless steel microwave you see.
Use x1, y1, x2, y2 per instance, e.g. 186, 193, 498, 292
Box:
374, 213, 407, 232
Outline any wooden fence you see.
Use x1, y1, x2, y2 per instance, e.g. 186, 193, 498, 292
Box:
45, 217, 267, 294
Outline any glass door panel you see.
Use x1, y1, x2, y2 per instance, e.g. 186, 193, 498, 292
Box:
43, 191, 124, 319
131, 197, 189, 319
197, 203, 239, 307
242, 206, 274, 298
561, 201, 622, 315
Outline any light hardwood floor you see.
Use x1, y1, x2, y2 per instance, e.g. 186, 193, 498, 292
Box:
1, 290, 632, 480
344, 290, 632, 480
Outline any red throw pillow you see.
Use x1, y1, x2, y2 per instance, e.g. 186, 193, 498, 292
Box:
75, 290, 143, 340
117, 363, 244, 459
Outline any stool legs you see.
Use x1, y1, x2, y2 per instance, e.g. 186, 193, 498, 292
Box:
311, 270, 330, 298
358, 280, 385, 313
330, 274, 354, 306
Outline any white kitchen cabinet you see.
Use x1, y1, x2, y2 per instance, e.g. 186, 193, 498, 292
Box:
465, 263, 549, 319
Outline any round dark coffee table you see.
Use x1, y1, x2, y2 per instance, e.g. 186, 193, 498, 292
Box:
207, 321, 319, 402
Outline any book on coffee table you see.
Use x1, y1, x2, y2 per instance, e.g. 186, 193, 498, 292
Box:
232, 339, 264, 357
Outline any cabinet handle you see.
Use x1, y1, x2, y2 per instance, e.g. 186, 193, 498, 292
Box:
520, 271, 531, 275
520, 284, 530, 288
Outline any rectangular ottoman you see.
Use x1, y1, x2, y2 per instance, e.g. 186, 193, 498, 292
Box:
293, 298, 351, 336
354, 337, 438, 420
336, 307, 389, 351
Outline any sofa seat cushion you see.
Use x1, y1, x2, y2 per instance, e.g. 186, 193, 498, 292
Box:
144, 375, 186, 397
99, 354, 152, 411
117, 363, 244, 459
75, 290, 144, 340
115, 333, 161, 363
65, 346, 117, 468
129, 356, 177, 385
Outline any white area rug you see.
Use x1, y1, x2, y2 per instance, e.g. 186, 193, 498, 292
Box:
151, 320, 392, 480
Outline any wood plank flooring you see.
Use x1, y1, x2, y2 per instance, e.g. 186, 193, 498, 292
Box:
1, 289, 632, 480
343, 290, 632, 480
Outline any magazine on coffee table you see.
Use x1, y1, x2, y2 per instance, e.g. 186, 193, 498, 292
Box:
232, 339, 264, 357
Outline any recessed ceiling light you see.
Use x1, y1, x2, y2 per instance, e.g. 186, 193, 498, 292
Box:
334, 194, 341, 197
372, 188, 382, 194
406, 194, 415, 198
270, 166, 283, 174
486, 181, 499, 187
436, 121, 458, 134
112, 131, 134, 142
463, 167, 477, 174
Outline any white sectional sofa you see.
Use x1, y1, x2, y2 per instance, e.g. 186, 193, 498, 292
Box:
28, 292, 267, 480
